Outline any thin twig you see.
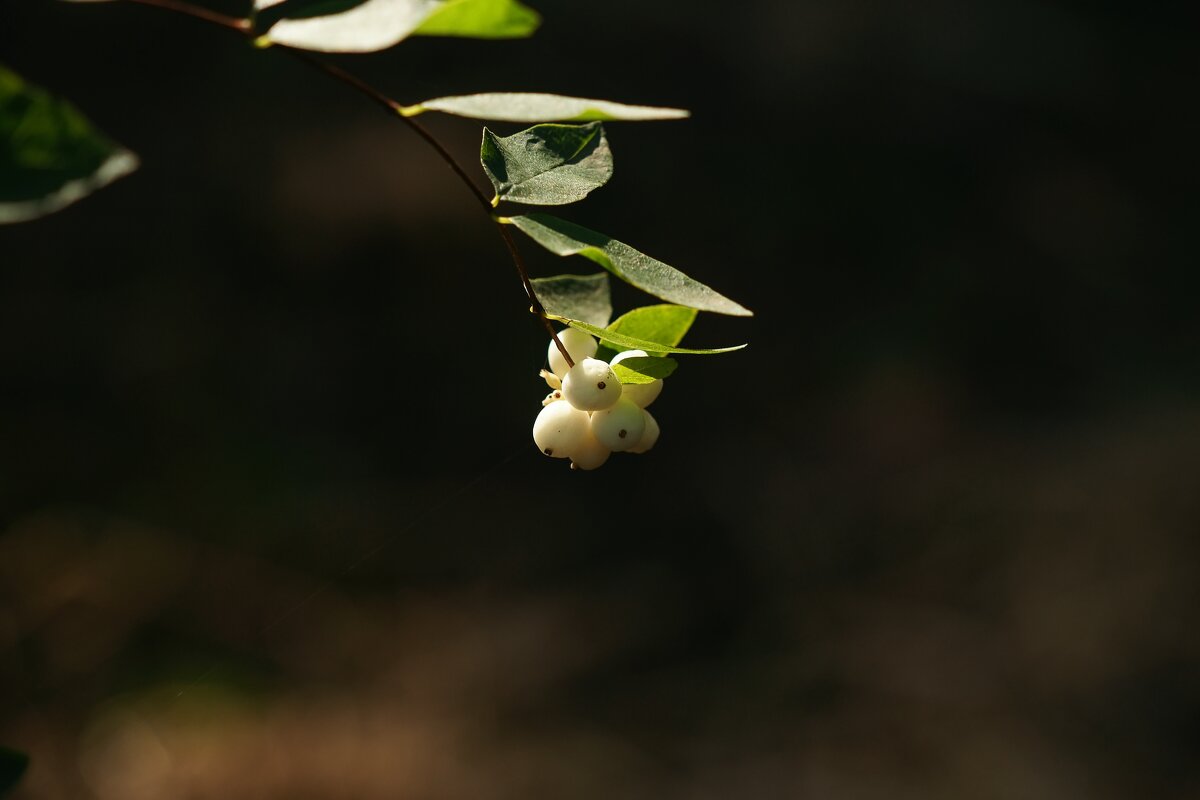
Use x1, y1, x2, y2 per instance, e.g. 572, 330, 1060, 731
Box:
117, 0, 575, 368
123, 0, 249, 32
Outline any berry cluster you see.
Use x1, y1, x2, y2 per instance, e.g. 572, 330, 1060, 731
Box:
533, 328, 662, 470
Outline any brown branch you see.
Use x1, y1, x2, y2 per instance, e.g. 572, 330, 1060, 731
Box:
123, 0, 249, 32
117, 0, 575, 368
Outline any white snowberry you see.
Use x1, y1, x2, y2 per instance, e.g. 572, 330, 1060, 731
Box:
610, 349, 664, 408
628, 409, 660, 454
590, 396, 647, 452
562, 357, 622, 411
568, 427, 611, 471
547, 328, 598, 379
532, 400, 590, 459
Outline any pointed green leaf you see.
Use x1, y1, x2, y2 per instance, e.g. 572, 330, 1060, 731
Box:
413, 0, 539, 38
529, 272, 611, 327
481, 123, 612, 206
260, 0, 440, 52
0, 65, 137, 224
612, 356, 677, 384
504, 214, 752, 316
546, 314, 745, 355
407, 93, 688, 122
0, 748, 29, 798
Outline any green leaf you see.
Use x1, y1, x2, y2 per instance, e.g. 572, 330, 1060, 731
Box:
0, 65, 138, 224
259, 0, 441, 52
503, 214, 752, 316
546, 314, 745, 355
413, 0, 539, 38
405, 93, 688, 122
529, 272, 611, 327
0, 748, 29, 798
481, 123, 612, 206
596, 304, 696, 360
612, 356, 677, 384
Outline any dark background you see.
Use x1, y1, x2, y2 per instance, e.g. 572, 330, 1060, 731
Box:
2, 1, 1199, 797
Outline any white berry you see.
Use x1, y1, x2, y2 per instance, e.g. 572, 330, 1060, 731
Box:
610, 349, 664, 408
547, 328, 598, 379
590, 397, 646, 452
628, 409, 660, 454
562, 357, 622, 411
532, 400, 589, 458
568, 428, 611, 470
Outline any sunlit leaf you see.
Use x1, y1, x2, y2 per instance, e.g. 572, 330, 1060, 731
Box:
406, 92, 688, 122
597, 304, 697, 360
481, 123, 611, 206
257, 0, 536, 50
529, 272, 611, 327
0, 65, 137, 224
412, 0, 539, 38
504, 214, 752, 316
612, 356, 677, 384
259, 0, 440, 52
546, 314, 744, 355
609, 305, 696, 348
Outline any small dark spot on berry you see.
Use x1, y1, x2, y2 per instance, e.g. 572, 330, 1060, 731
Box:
597, 381, 607, 390
544, 448, 553, 455
619, 430, 627, 438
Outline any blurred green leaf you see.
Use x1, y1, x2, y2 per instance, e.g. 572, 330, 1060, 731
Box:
259, 0, 440, 52
0, 748, 28, 798
530, 272, 611, 327
612, 356, 677, 384
407, 92, 687, 122
0, 64, 137, 224
413, 0, 539, 38
504, 214, 752, 316
481, 123, 611, 206
546, 314, 744, 355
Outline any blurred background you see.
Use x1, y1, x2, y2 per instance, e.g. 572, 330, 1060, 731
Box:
2, 0, 1199, 797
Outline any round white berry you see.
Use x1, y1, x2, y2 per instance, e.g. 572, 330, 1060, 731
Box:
562, 357, 622, 411
590, 396, 647, 452
627, 409, 660, 454
610, 349, 664, 408
547, 328, 598, 379
532, 400, 590, 459
568, 428, 611, 471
